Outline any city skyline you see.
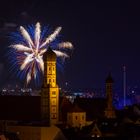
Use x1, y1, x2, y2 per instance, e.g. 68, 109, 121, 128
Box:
0, 0, 140, 92
0, 2, 140, 139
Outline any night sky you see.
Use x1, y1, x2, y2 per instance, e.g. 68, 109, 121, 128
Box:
0, 0, 140, 92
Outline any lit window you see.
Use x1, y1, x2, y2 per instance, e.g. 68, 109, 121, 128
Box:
52, 91, 56, 95
52, 99, 56, 105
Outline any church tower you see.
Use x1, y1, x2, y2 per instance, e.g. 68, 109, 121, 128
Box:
104, 73, 116, 118
41, 47, 59, 125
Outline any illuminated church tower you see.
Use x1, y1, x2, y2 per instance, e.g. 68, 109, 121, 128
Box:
41, 47, 59, 125
104, 73, 116, 118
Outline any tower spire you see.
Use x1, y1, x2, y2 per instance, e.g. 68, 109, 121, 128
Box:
104, 73, 116, 118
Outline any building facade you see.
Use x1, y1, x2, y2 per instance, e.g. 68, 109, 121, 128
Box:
67, 104, 86, 128
41, 47, 59, 125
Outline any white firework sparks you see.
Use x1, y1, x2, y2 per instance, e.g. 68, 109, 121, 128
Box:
10, 22, 73, 84
58, 42, 73, 49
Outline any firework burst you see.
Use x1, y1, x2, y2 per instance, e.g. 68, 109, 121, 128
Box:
8, 22, 73, 86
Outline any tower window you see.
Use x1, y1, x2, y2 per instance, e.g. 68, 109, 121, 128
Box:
52, 91, 56, 95
52, 107, 56, 113
52, 99, 56, 105
75, 116, 78, 120
49, 79, 51, 83
52, 114, 56, 119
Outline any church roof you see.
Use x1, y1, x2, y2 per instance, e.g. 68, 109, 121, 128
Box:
60, 96, 72, 110
74, 98, 107, 120
43, 47, 56, 61
68, 104, 85, 113
90, 123, 102, 137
